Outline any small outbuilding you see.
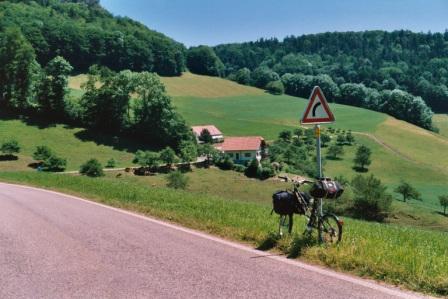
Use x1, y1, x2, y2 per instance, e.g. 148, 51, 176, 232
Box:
192, 125, 224, 143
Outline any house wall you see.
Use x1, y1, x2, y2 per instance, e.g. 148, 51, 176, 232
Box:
225, 150, 261, 163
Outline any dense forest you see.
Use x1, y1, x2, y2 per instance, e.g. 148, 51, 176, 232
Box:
207, 31, 448, 130
0, 0, 185, 75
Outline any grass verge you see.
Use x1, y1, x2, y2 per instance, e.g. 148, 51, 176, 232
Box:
0, 171, 446, 296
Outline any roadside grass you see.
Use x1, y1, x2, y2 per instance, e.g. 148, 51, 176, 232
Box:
434, 114, 448, 138
0, 112, 137, 171
0, 171, 446, 296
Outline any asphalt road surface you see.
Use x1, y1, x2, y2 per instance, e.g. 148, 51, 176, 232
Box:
0, 183, 427, 299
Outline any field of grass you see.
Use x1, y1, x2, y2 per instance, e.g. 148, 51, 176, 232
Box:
0, 112, 139, 171
0, 171, 446, 296
434, 114, 448, 138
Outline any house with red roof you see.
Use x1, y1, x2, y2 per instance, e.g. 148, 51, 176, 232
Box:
214, 136, 266, 162
192, 125, 224, 143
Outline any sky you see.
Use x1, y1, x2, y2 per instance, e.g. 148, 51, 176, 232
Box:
101, 0, 448, 47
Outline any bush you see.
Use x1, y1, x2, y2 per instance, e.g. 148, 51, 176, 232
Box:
265, 80, 285, 95
166, 170, 189, 190
350, 174, 392, 222
33, 146, 53, 161
233, 164, 246, 173
216, 155, 234, 170
1, 139, 20, 155
245, 159, 260, 178
42, 155, 67, 172
259, 165, 276, 180
106, 158, 116, 168
80, 159, 104, 177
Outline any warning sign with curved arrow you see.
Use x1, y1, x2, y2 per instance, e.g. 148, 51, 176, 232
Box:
301, 86, 335, 125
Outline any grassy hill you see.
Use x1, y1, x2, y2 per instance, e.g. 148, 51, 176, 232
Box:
434, 114, 448, 138
66, 73, 448, 211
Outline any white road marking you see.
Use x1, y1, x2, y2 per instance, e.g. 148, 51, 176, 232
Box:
0, 182, 429, 299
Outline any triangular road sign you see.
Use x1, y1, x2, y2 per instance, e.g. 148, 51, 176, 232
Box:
301, 86, 335, 124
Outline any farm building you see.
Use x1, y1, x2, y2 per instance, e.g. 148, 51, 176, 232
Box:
214, 136, 265, 163
192, 125, 224, 143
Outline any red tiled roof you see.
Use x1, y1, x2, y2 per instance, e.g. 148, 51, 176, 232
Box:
192, 125, 223, 136
215, 136, 264, 151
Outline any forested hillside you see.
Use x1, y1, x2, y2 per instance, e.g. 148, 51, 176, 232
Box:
0, 0, 185, 75
212, 31, 448, 129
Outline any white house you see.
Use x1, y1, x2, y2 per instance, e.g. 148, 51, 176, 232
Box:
214, 136, 265, 163
192, 125, 224, 143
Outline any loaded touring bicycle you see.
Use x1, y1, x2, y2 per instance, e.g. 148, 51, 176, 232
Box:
272, 177, 344, 244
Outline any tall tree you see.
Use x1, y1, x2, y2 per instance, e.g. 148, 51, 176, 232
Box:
186, 46, 224, 76
0, 28, 37, 110
37, 56, 73, 119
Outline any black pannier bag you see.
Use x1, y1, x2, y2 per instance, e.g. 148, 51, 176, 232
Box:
309, 178, 344, 199
272, 191, 308, 215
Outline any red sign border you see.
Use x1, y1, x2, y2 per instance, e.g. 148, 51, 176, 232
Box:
301, 86, 335, 124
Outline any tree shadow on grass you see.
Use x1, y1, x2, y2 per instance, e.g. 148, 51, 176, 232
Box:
352, 166, 368, 173
74, 129, 158, 154
326, 156, 343, 161
436, 211, 448, 218
0, 155, 18, 161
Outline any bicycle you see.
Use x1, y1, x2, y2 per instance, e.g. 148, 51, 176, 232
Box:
276, 179, 344, 244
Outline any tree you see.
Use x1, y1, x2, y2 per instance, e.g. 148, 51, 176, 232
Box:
42, 155, 67, 172
251, 66, 279, 88
327, 145, 344, 160
351, 174, 392, 221
106, 158, 116, 168
0, 28, 37, 110
199, 129, 213, 144
336, 134, 346, 145
346, 131, 355, 145
159, 147, 179, 167
198, 143, 219, 166
439, 195, 448, 215
235, 68, 251, 85
37, 56, 73, 119
265, 80, 284, 95
245, 159, 260, 178
278, 130, 292, 142
166, 170, 189, 190
186, 46, 224, 76
33, 145, 53, 161
1, 140, 20, 156
320, 133, 331, 147
179, 141, 197, 163
80, 158, 104, 177
133, 150, 160, 168
354, 145, 372, 171
394, 181, 421, 202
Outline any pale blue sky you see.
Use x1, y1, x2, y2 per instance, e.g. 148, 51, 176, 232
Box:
101, 0, 448, 47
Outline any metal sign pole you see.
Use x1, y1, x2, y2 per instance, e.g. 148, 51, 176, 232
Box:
315, 124, 323, 217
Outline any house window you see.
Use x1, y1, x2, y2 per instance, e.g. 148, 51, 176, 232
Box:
228, 153, 234, 157
244, 153, 252, 158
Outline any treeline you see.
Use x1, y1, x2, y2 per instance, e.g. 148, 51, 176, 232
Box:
0, 0, 185, 75
0, 28, 194, 150
206, 30, 448, 128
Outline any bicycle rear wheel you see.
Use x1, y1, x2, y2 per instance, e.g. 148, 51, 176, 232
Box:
278, 214, 293, 236
319, 214, 342, 244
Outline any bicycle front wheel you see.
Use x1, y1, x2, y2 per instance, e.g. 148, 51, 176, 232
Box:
319, 214, 342, 244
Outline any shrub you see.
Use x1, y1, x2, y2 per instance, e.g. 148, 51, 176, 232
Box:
233, 164, 246, 173
159, 147, 179, 167
133, 150, 160, 168
354, 145, 372, 171
350, 174, 392, 222
43, 155, 67, 172
166, 170, 189, 190
1, 139, 20, 155
266, 80, 285, 95
245, 159, 260, 178
327, 144, 344, 160
106, 158, 116, 168
33, 146, 53, 161
80, 159, 104, 177
259, 164, 276, 180
216, 155, 234, 170
394, 181, 421, 202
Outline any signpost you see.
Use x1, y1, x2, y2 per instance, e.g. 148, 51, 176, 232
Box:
301, 86, 335, 217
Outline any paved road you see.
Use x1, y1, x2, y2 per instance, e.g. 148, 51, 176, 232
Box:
0, 183, 426, 299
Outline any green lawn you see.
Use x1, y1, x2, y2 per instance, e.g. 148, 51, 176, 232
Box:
0, 112, 139, 171
0, 171, 446, 296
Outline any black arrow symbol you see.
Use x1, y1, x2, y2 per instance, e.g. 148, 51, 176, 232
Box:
312, 102, 322, 117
